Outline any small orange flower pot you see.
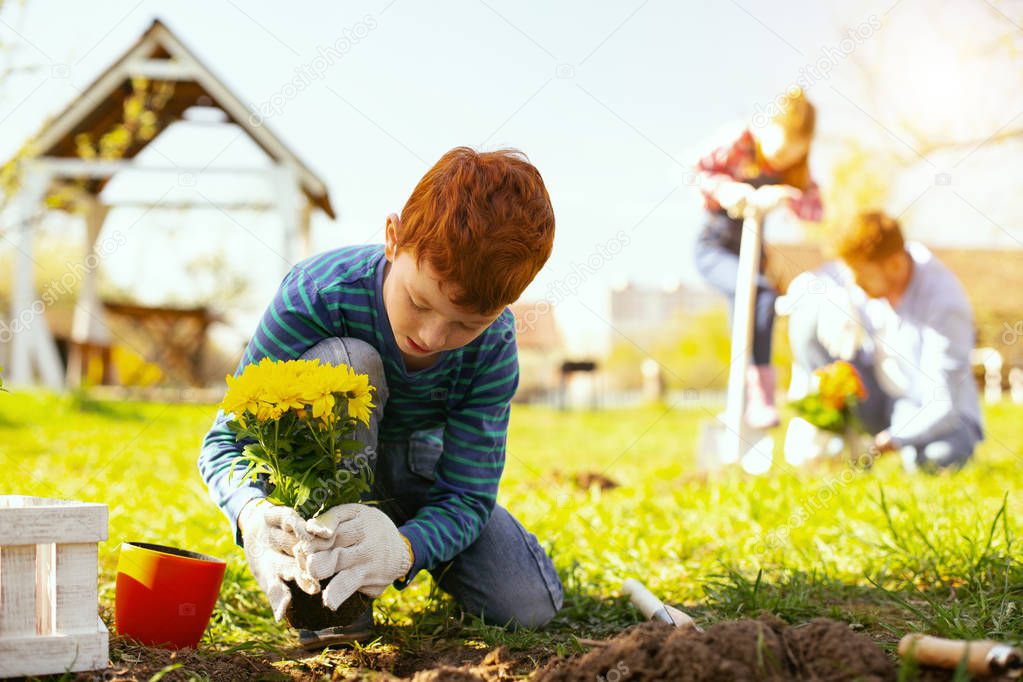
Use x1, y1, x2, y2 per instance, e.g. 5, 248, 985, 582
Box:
115, 542, 226, 649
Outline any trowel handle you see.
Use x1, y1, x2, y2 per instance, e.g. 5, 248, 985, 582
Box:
623, 579, 664, 619
622, 579, 700, 630
899, 634, 1023, 678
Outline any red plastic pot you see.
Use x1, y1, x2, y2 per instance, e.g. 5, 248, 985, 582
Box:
115, 542, 226, 649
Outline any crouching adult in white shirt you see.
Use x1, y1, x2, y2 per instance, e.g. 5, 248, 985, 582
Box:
783, 211, 983, 471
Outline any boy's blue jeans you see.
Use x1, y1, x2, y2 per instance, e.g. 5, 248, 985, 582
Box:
300, 337, 563, 629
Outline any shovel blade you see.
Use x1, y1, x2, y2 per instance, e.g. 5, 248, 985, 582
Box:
697, 419, 774, 474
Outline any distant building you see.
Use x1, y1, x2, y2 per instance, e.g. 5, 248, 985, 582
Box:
509, 301, 564, 401
609, 280, 721, 342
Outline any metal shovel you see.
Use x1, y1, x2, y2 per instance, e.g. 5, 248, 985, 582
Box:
696, 209, 774, 473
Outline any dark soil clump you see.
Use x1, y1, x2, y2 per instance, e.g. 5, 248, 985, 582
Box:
554, 469, 620, 491
284, 579, 373, 630
787, 618, 893, 680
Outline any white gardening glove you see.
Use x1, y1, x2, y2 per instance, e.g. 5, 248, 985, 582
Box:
294, 503, 413, 611
713, 181, 755, 219
745, 184, 800, 218
816, 285, 865, 361
239, 499, 321, 622
777, 270, 863, 362
866, 300, 911, 397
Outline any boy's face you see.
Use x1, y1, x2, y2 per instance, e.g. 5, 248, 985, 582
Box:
382, 214, 502, 362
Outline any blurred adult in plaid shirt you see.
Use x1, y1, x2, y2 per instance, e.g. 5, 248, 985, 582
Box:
694, 88, 822, 429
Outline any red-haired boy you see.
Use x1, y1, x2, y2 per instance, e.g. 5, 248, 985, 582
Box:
199, 148, 561, 647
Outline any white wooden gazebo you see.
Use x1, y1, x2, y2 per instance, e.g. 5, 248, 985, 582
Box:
4, 19, 335, 389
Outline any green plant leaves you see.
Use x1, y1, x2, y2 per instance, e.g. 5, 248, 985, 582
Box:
227, 393, 372, 520
789, 394, 850, 434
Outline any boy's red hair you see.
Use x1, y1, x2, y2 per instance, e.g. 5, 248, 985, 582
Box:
397, 147, 555, 315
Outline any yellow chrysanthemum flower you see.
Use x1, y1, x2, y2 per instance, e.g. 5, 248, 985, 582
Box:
347, 390, 375, 425
219, 356, 375, 427
814, 360, 868, 410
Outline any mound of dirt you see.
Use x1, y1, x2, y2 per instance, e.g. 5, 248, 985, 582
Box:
552, 469, 620, 491
73, 617, 971, 681
573, 471, 619, 491
536, 616, 895, 682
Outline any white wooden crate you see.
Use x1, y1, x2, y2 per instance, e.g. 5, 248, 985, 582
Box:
0, 495, 109, 677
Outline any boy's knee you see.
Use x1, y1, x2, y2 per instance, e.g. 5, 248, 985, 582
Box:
300, 338, 389, 404
900, 432, 976, 472
482, 580, 563, 630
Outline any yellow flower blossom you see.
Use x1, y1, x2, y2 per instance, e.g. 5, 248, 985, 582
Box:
218, 356, 375, 427
347, 389, 375, 425
814, 360, 867, 410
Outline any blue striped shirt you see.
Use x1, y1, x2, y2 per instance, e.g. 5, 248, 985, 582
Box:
198, 245, 519, 583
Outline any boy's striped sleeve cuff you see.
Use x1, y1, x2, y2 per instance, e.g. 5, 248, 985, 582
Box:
226, 487, 269, 547
393, 522, 431, 589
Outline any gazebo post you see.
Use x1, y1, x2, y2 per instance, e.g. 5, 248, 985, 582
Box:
66, 193, 113, 388
299, 197, 312, 260
7, 163, 63, 389
275, 163, 304, 274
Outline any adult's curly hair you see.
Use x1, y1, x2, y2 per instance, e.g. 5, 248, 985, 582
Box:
836, 211, 905, 264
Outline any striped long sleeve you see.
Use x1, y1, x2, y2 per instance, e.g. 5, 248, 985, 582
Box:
397, 325, 519, 583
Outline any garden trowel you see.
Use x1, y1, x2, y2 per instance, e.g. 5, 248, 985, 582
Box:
622, 579, 701, 631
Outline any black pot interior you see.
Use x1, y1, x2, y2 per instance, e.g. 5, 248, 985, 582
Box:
125, 541, 224, 563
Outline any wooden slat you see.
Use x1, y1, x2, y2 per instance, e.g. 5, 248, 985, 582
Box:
0, 495, 94, 508
0, 495, 49, 508
0, 629, 108, 676
0, 495, 106, 508
124, 57, 197, 80
0, 505, 107, 545
0, 545, 36, 637
54, 543, 98, 634
35, 543, 55, 635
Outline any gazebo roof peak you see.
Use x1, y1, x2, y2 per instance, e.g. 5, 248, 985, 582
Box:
23, 18, 335, 218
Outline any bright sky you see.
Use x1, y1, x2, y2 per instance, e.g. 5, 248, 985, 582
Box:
0, 0, 1019, 354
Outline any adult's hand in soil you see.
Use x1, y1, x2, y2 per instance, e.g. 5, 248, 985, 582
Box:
297, 503, 413, 610
874, 430, 897, 453
240, 500, 320, 622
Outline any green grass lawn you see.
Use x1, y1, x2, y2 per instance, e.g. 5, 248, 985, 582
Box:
3, 390, 1022, 677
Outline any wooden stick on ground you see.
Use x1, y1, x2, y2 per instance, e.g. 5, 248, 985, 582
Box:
576, 638, 611, 648
622, 579, 702, 631
899, 634, 1023, 678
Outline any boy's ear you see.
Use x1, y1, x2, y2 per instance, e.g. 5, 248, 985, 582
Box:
384, 213, 400, 262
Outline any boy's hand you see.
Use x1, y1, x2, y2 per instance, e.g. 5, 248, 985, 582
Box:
295, 503, 413, 611
240, 500, 320, 622
240, 499, 315, 556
